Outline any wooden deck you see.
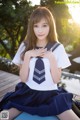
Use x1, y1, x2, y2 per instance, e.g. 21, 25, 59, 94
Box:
0, 70, 80, 102
0, 70, 20, 101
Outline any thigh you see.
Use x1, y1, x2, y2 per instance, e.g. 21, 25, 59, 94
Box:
2, 108, 21, 120
57, 109, 80, 120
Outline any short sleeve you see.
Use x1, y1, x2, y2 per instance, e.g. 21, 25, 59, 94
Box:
53, 44, 71, 69
12, 42, 25, 66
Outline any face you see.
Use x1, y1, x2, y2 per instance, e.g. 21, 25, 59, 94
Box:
33, 18, 50, 41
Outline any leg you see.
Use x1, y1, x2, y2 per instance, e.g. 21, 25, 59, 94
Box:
9, 108, 21, 120
72, 102, 80, 118
1, 108, 21, 120
57, 109, 80, 120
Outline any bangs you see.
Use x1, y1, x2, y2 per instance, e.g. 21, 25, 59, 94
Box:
33, 15, 44, 24
31, 10, 50, 25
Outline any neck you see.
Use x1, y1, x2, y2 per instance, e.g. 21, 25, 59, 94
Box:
36, 39, 48, 48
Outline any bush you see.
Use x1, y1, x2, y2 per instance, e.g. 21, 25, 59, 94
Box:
0, 57, 19, 75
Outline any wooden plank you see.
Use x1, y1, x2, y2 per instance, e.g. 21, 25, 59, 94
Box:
0, 76, 19, 87
0, 70, 80, 102
0, 70, 19, 101
0, 84, 16, 101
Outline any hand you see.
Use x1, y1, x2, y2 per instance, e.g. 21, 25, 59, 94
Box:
42, 50, 55, 60
25, 48, 47, 58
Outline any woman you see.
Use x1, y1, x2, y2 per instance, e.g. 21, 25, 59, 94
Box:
0, 7, 80, 120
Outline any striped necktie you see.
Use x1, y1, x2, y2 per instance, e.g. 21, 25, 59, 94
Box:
33, 57, 45, 84
33, 42, 60, 84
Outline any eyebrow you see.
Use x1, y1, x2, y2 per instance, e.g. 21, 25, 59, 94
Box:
43, 22, 48, 24
34, 22, 48, 25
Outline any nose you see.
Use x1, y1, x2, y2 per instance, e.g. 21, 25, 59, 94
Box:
38, 27, 43, 33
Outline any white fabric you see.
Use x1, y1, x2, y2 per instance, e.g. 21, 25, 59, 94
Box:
12, 42, 71, 91
53, 44, 71, 69
12, 42, 25, 66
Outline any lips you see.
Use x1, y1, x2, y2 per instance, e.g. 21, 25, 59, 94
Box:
38, 34, 44, 36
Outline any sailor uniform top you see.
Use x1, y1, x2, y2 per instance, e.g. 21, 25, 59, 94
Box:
12, 42, 71, 91
0, 41, 73, 116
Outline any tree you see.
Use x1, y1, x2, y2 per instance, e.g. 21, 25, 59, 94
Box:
0, 0, 33, 59
40, 0, 72, 45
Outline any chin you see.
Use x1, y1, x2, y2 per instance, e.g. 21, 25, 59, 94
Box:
37, 37, 46, 41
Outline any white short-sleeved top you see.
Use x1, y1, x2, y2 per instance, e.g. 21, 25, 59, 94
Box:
12, 42, 71, 91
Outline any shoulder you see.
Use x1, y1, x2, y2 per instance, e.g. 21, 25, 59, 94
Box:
53, 43, 68, 59
12, 42, 26, 66
53, 43, 65, 53
49, 41, 64, 52
16, 42, 26, 54
53, 43, 71, 69
18, 42, 26, 50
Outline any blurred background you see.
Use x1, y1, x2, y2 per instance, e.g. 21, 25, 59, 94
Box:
0, 0, 80, 75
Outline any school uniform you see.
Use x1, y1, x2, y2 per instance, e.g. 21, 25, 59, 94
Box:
0, 42, 73, 116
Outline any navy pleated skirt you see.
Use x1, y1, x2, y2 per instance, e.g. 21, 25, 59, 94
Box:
0, 82, 73, 116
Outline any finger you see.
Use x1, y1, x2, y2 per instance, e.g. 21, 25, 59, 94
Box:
39, 49, 47, 53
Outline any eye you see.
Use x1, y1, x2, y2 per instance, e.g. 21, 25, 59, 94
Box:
34, 24, 38, 27
43, 24, 48, 27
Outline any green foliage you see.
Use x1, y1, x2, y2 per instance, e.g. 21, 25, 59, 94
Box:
0, 57, 19, 75
0, 0, 33, 59
40, 0, 80, 52
40, 0, 71, 18
0, 0, 80, 60
40, 0, 71, 43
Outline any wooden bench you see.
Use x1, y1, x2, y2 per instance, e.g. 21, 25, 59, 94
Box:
0, 70, 80, 120
0, 70, 20, 101
0, 70, 59, 120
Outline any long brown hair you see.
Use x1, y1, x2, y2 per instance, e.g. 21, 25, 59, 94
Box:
22, 7, 58, 59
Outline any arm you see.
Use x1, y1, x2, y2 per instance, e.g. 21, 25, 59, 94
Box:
49, 54, 62, 83
19, 52, 31, 83
42, 51, 62, 83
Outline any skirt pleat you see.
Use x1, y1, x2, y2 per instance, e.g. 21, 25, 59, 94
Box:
0, 82, 73, 116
